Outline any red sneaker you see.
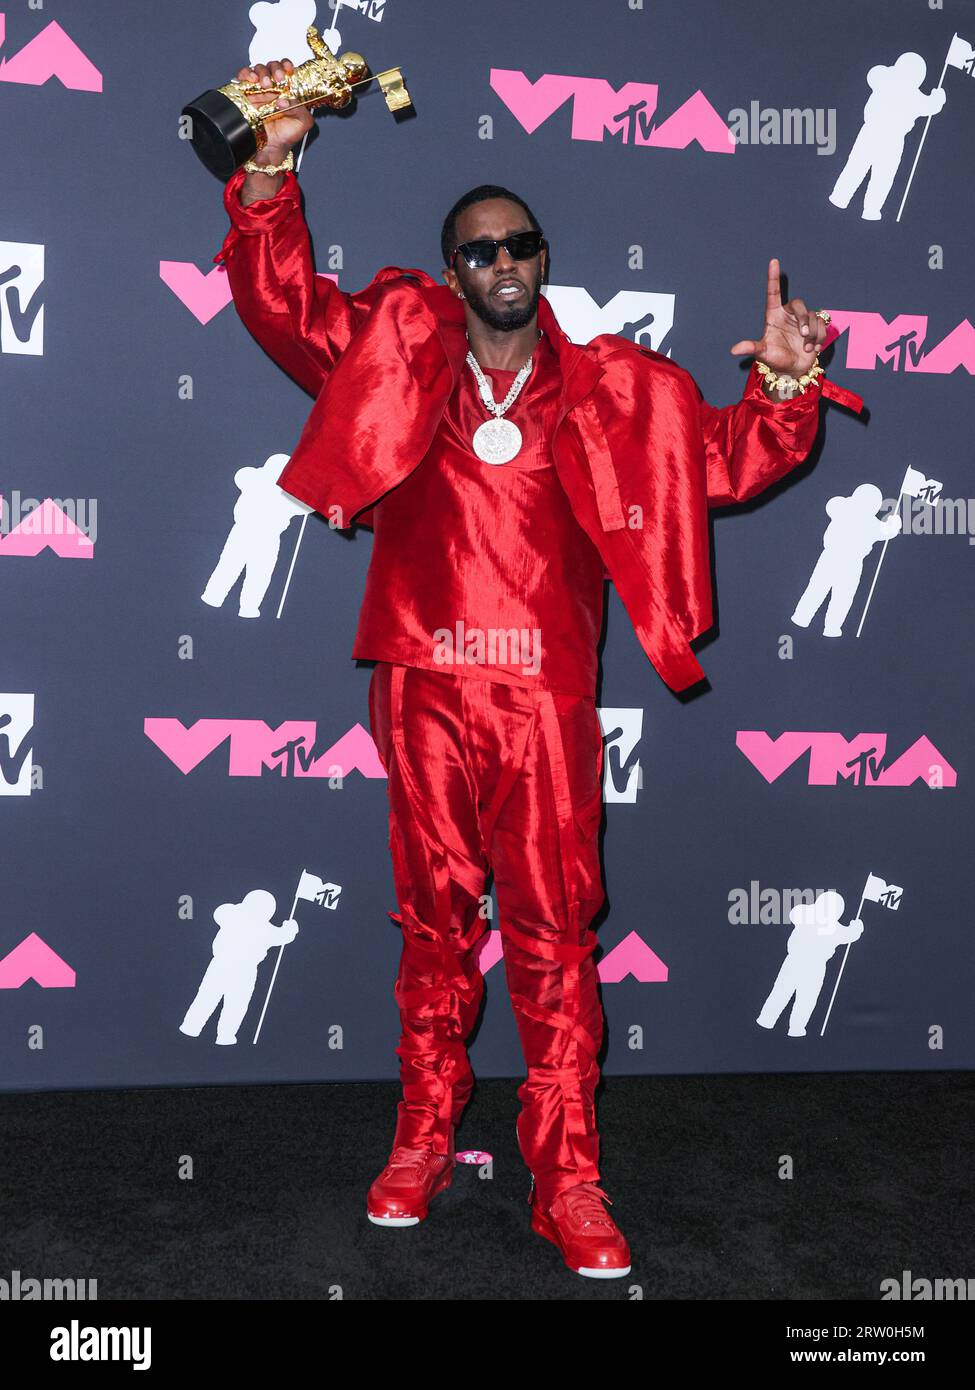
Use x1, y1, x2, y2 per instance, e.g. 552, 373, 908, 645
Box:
366, 1146, 455, 1227
530, 1180, 632, 1278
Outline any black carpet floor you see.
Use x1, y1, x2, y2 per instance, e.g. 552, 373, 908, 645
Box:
1, 1071, 972, 1301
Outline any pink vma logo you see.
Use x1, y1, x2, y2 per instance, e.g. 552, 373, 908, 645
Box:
0, 13, 101, 89
490, 69, 733, 151
144, 719, 387, 778
736, 733, 957, 787
827, 311, 975, 375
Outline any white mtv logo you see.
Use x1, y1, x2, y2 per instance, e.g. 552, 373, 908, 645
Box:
0, 694, 35, 796
598, 707, 644, 803
0, 242, 44, 355
541, 286, 674, 354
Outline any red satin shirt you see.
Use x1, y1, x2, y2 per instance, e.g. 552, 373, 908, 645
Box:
351, 327, 606, 697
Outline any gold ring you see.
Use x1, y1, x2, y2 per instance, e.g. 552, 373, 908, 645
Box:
814, 309, 831, 324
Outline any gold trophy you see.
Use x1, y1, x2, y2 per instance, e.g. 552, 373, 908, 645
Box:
182, 24, 411, 180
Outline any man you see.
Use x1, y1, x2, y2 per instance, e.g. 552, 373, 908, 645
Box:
212, 58, 863, 1279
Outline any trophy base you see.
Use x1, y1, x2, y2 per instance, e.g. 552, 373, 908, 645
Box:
182, 89, 259, 181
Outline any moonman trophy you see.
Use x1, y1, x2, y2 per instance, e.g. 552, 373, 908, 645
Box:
182, 24, 411, 180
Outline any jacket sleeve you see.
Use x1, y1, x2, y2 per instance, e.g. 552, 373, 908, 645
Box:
212, 166, 397, 398
693, 359, 826, 508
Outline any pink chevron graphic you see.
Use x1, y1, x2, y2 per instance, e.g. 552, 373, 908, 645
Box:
597, 931, 668, 983
307, 724, 386, 779
489, 71, 581, 135
0, 932, 76, 988
144, 718, 237, 774
159, 261, 233, 325
916, 319, 975, 374
0, 497, 94, 557
0, 14, 102, 90
639, 88, 735, 150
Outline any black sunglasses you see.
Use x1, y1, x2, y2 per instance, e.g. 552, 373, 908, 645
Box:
450, 230, 546, 269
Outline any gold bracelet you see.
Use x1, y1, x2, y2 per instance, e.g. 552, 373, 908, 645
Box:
755, 356, 825, 397
242, 149, 295, 176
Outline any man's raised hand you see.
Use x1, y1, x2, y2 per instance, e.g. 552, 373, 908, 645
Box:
237, 59, 315, 157
729, 258, 829, 376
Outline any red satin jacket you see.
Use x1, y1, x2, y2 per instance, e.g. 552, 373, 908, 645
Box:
214, 166, 864, 692
353, 328, 608, 696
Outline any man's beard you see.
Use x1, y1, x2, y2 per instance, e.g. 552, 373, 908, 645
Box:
464, 274, 543, 331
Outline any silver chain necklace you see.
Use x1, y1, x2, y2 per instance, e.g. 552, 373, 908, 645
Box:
465, 330, 542, 465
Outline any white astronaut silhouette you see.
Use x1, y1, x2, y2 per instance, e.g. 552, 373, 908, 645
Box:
201, 453, 309, 618
179, 889, 299, 1045
791, 484, 902, 637
829, 53, 947, 220
756, 892, 864, 1037
248, 0, 324, 67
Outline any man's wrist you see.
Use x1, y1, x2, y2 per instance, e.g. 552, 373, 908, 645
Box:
761, 375, 796, 402
238, 150, 292, 206
757, 357, 824, 402
250, 144, 293, 168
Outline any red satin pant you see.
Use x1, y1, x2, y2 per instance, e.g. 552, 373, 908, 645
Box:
368, 661, 607, 1210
